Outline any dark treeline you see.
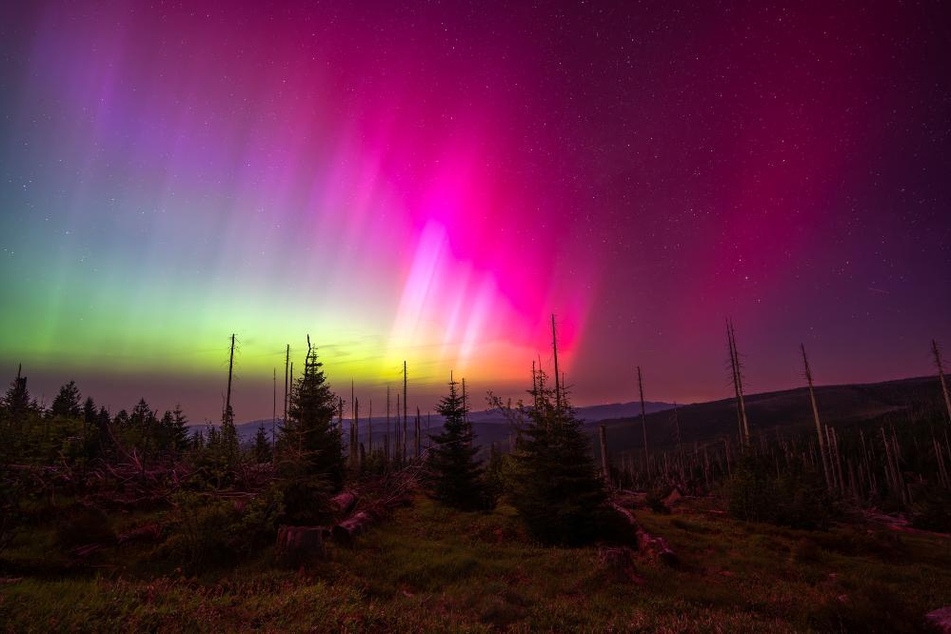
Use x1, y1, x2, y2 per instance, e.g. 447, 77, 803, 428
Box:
0, 324, 630, 570
2, 332, 950, 575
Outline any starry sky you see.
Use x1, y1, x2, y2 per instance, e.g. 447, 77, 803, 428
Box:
1, 1, 949, 424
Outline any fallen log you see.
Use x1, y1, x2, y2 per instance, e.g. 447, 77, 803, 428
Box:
926, 607, 951, 633
636, 527, 678, 567
331, 510, 374, 546
117, 522, 164, 545
330, 491, 360, 516
611, 501, 678, 567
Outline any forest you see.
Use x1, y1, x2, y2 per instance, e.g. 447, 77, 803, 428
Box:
1, 329, 950, 631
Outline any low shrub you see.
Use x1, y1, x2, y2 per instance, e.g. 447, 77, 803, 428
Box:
55, 505, 115, 551
910, 483, 951, 533
727, 454, 838, 530
160, 488, 283, 572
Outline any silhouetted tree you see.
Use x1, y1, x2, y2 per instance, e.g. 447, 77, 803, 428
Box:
50, 381, 82, 419
253, 424, 272, 464
169, 405, 190, 453
505, 369, 619, 546
129, 398, 158, 456
1, 365, 32, 418
277, 337, 343, 523
426, 374, 486, 510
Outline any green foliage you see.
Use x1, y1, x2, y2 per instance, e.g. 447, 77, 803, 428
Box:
55, 506, 115, 552
161, 488, 283, 572
277, 474, 334, 526
2, 365, 35, 418
50, 381, 82, 419
502, 371, 621, 546
909, 482, 951, 532
2, 496, 950, 632
188, 421, 243, 489
426, 376, 488, 511
253, 424, 273, 464
726, 453, 838, 530
0, 463, 23, 556
481, 444, 507, 509
276, 339, 345, 520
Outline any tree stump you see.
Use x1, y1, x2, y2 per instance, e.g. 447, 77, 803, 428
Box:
276, 526, 326, 567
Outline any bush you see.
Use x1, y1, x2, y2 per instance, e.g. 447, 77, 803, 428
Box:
55, 506, 115, 551
726, 455, 776, 524
278, 476, 333, 526
908, 483, 951, 532
0, 466, 23, 556
726, 454, 837, 530
161, 488, 283, 572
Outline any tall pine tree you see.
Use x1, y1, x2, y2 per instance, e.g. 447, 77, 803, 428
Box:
427, 374, 486, 511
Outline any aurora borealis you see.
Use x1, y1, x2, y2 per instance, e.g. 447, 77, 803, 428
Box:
2, 1, 949, 423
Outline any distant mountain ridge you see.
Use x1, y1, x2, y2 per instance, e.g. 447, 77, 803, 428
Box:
193, 376, 946, 453
594, 375, 947, 458
197, 400, 676, 445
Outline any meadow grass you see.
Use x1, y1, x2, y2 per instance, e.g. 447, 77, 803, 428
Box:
2, 496, 949, 632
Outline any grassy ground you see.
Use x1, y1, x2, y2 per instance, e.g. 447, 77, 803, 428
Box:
2, 496, 950, 632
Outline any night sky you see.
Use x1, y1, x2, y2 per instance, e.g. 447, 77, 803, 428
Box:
2, 1, 949, 424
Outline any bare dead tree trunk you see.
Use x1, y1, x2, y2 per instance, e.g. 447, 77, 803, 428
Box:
802, 344, 832, 490
551, 314, 563, 411
672, 404, 685, 469
350, 381, 356, 467
337, 396, 344, 443
531, 360, 539, 409
283, 344, 290, 423
933, 340, 951, 425
353, 398, 360, 470
638, 366, 649, 473
934, 430, 949, 488
272, 367, 277, 453
224, 333, 236, 425
727, 320, 749, 447
415, 407, 421, 460
599, 424, 611, 485
385, 386, 391, 465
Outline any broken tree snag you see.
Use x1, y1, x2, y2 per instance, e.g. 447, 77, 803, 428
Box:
331, 510, 375, 546
276, 526, 326, 567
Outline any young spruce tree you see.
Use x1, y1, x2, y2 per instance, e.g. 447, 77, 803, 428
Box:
427, 374, 486, 511
507, 368, 620, 546
277, 337, 344, 523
